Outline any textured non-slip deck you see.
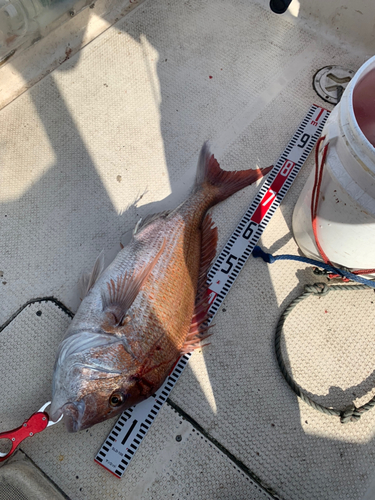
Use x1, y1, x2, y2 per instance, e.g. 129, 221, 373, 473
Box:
0, 0, 373, 498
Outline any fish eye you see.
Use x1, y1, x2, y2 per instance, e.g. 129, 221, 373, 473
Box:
109, 392, 124, 407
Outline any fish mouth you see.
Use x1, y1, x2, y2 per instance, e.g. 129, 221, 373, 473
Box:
61, 400, 86, 432
50, 395, 92, 432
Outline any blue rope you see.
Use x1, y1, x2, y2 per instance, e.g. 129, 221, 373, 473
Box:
252, 246, 375, 289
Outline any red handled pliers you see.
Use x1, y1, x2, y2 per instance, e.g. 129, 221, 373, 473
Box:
0, 402, 63, 462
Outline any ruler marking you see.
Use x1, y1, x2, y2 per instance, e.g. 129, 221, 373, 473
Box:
121, 419, 138, 446
95, 104, 330, 477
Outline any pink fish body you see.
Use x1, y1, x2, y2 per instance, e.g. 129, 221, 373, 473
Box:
50, 144, 271, 431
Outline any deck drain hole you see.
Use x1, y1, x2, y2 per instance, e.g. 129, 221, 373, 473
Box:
313, 66, 355, 104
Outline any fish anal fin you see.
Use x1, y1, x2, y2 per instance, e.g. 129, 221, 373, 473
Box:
181, 298, 215, 355
101, 239, 166, 331
180, 216, 217, 355
181, 340, 211, 355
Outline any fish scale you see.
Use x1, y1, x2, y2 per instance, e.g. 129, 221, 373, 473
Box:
94, 104, 329, 478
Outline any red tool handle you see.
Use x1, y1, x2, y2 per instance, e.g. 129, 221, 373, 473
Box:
0, 412, 49, 462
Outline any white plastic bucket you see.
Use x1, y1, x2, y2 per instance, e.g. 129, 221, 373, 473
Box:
292, 56, 375, 270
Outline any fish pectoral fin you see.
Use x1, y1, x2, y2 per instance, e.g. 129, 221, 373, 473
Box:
100, 239, 166, 329
79, 250, 105, 299
101, 311, 132, 332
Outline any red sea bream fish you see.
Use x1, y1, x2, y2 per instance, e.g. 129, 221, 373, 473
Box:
50, 144, 271, 431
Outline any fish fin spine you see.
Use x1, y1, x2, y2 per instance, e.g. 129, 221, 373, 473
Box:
133, 210, 170, 235
79, 250, 105, 299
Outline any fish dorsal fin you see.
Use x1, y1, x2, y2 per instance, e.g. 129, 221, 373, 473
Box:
101, 239, 166, 331
79, 250, 105, 299
133, 211, 170, 235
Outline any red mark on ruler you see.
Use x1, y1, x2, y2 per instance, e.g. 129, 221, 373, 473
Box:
250, 159, 296, 224
311, 107, 325, 126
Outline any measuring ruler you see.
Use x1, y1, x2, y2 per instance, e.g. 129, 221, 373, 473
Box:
95, 104, 329, 478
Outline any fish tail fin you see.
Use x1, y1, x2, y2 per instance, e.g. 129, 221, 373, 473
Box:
194, 142, 272, 204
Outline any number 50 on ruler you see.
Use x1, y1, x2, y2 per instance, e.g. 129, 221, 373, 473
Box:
95, 104, 330, 478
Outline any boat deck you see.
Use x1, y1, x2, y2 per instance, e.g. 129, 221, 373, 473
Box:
1, 1, 374, 498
